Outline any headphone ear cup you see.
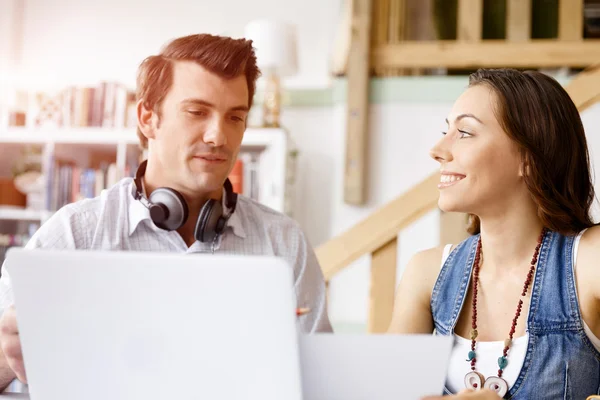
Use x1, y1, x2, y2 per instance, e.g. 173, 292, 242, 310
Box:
195, 199, 224, 243
147, 188, 189, 230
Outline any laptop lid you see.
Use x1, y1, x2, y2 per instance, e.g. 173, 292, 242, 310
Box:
298, 333, 453, 400
5, 248, 303, 400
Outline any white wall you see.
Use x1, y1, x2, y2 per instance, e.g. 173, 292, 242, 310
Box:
11, 0, 341, 90
7, 0, 600, 330
281, 104, 446, 325
0, 0, 20, 76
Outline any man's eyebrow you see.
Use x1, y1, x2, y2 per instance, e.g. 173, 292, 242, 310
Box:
181, 98, 249, 112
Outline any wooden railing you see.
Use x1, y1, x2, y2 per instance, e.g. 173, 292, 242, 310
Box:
316, 173, 450, 333
318, 63, 600, 333
369, 0, 598, 71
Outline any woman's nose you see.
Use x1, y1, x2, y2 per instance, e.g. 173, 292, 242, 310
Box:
429, 136, 453, 164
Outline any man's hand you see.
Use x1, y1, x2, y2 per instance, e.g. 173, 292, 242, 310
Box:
422, 389, 502, 400
0, 305, 26, 383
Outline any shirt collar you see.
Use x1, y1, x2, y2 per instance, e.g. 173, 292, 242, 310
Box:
127, 179, 246, 239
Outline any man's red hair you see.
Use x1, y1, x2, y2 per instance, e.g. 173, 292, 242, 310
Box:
135, 34, 261, 148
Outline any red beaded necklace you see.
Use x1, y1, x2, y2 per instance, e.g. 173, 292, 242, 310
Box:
464, 228, 547, 397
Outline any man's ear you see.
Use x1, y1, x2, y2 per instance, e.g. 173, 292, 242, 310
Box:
137, 100, 157, 141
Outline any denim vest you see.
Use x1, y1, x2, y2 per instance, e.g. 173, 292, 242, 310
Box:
431, 231, 600, 399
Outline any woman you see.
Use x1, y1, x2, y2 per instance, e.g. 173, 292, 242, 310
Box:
388, 68, 600, 400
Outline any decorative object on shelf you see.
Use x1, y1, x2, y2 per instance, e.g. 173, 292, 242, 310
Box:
33, 91, 64, 128
11, 146, 43, 177
8, 111, 26, 127
11, 146, 45, 210
12, 171, 45, 210
244, 19, 298, 128
2, 90, 28, 128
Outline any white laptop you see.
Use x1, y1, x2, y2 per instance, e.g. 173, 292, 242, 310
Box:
298, 333, 453, 400
4, 248, 303, 400
5, 248, 454, 400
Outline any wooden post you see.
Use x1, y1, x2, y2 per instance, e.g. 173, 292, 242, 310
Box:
457, 0, 483, 41
559, 0, 583, 41
372, 0, 390, 76
506, 0, 531, 42
344, 0, 373, 205
387, 0, 407, 76
388, 0, 403, 43
368, 237, 397, 333
376, 0, 390, 45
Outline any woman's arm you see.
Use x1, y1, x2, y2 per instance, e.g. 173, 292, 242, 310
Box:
387, 246, 447, 334
575, 225, 600, 339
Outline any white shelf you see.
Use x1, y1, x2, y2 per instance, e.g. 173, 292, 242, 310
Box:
0, 126, 294, 217
0, 207, 50, 221
0, 127, 285, 147
0, 128, 137, 145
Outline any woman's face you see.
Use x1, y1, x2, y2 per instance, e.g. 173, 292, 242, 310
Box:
429, 84, 524, 216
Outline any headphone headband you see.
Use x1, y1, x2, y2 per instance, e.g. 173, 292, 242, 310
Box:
133, 160, 147, 200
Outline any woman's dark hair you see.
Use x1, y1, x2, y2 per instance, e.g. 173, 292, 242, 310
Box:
466, 68, 596, 235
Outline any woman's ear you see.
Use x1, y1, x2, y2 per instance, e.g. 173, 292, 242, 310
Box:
137, 100, 157, 141
519, 154, 530, 177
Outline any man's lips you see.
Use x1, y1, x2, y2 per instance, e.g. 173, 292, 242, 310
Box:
193, 154, 227, 163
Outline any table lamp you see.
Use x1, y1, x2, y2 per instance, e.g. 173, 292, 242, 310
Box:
244, 20, 298, 127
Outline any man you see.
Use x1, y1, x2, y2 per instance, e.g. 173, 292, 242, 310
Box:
0, 33, 332, 391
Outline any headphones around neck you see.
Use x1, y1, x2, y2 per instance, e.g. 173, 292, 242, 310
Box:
132, 160, 238, 243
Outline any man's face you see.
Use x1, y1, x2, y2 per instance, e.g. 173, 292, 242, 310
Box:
142, 61, 249, 197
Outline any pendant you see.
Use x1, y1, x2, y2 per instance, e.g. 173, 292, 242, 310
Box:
484, 376, 509, 397
464, 372, 508, 397
464, 371, 485, 389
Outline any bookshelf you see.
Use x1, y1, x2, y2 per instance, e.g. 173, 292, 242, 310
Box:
0, 207, 52, 221
0, 126, 295, 223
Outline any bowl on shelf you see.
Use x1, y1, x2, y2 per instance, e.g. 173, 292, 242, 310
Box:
13, 171, 44, 210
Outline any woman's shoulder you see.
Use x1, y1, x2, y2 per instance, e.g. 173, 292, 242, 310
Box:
389, 245, 451, 334
411, 245, 447, 264
404, 245, 450, 279
403, 235, 478, 283
580, 224, 600, 243
576, 225, 600, 272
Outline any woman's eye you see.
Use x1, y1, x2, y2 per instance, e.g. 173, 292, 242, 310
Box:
441, 130, 472, 138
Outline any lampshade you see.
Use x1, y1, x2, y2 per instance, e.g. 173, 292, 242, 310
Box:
244, 20, 298, 77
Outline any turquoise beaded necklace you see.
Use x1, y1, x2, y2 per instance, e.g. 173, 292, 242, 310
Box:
464, 228, 547, 397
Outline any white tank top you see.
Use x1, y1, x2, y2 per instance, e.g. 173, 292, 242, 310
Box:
442, 230, 600, 394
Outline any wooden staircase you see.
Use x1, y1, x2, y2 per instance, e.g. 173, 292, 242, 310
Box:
316, 63, 600, 333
